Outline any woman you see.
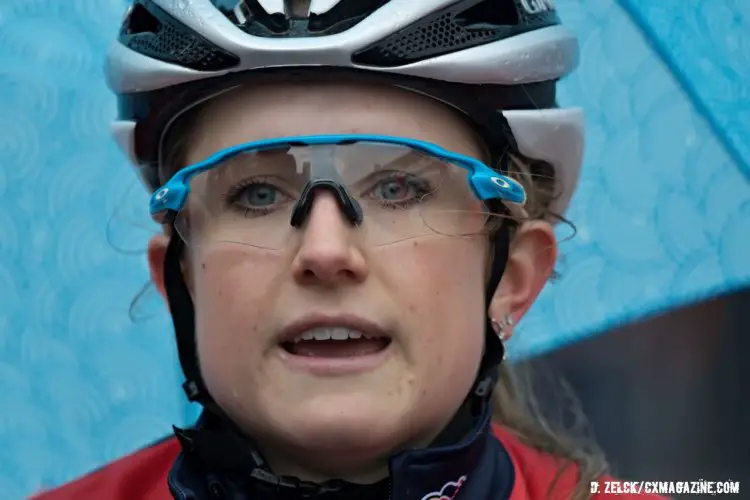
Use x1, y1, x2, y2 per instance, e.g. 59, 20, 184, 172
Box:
35, 0, 664, 499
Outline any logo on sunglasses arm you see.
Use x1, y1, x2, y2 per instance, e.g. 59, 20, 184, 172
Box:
421, 475, 467, 500
490, 177, 511, 189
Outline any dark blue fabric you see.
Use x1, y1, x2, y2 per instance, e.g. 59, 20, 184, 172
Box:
167, 405, 514, 500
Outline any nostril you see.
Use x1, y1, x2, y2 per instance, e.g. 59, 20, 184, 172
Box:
298, 267, 358, 282
302, 269, 317, 280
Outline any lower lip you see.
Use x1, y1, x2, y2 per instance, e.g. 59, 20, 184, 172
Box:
277, 342, 392, 376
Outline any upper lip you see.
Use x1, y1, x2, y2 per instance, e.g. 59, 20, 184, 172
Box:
277, 313, 391, 344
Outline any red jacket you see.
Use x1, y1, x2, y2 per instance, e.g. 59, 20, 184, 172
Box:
32, 425, 665, 500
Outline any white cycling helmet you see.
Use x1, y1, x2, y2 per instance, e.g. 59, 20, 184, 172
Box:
106, 0, 583, 218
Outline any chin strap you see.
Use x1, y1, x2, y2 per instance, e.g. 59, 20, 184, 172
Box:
162, 230, 207, 405
163, 231, 253, 441
473, 225, 510, 398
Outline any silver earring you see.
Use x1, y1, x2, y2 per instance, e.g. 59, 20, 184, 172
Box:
491, 314, 513, 340
490, 315, 514, 360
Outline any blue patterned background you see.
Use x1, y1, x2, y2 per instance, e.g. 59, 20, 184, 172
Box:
1, 0, 748, 498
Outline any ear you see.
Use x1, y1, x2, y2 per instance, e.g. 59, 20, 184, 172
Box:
488, 221, 557, 339
147, 234, 170, 304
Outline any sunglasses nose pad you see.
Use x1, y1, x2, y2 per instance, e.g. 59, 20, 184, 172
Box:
290, 180, 363, 228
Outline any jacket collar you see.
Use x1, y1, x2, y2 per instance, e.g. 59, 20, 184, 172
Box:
168, 401, 514, 500
387, 404, 514, 500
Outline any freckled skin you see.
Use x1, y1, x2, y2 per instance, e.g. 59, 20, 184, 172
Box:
173, 82, 492, 483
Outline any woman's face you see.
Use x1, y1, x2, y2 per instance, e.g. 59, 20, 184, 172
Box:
151, 81, 496, 480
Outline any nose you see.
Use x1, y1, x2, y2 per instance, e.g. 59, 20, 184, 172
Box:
291, 191, 369, 285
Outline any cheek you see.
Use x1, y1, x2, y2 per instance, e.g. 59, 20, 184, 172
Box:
391, 237, 487, 330
189, 246, 282, 396
382, 237, 488, 397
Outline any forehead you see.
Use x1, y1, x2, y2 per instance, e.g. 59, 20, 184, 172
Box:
186, 81, 485, 164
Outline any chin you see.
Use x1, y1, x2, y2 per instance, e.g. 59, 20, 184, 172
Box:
275, 392, 412, 455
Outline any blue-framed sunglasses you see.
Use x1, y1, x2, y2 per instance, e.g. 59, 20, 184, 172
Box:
149, 134, 526, 249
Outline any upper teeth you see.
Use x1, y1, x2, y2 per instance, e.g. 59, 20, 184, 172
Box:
292, 327, 374, 343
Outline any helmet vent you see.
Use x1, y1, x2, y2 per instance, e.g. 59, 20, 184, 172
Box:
285, 0, 311, 18
227, 1, 253, 25
212, 0, 289, 35
459, 0, 518, 27
211, 0, 388, 36
307, 0, 390, 33
124, 3, 160, 35
352, 0, 559, 67
118, 0, 240, 71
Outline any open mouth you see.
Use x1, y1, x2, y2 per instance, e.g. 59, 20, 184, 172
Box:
281, 327, 392, 358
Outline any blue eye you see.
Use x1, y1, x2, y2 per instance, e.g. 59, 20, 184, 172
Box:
240, 183, 279, 207
374, 177, 416, 201
366, 173, 433, 208
224, 179, 293, 217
